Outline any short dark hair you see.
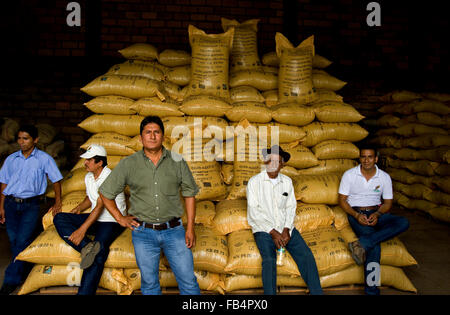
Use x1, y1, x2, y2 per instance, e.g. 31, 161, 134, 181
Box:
93, 155, 108, 167
358, 143, 378, 158
140, 116, 164, 135
18, 125, 39, 140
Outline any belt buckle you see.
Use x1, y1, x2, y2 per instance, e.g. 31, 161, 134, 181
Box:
14, 197, 25, 203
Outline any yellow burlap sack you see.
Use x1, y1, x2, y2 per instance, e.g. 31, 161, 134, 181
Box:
424, 190, 450, 206
294, 203, 334, 233
84, 95, 136, 115
280, 142, 319, 169
180, 95, 232, 117
262, 51, 332, 68
312, 71, 347, 91
165, 65, 191, 86
157, 49, 191, 67
301, 122, 369, 147
313, 101, 364, 123
276, 33, 317, 105
80, 132, 136, 156
36, 123, 57, 146
191, 225, 228, 273
130, 97, 184, 117
1, 118, 19, 142
81, 75, 164, 100
229, 69, 278, 91
42, 190, 88, 230
429, 206, 450, 223
280, 166, 299, 178
373, 135, 403, 149
395, 123, 447, 137
312, 140, 360, 160
213, 199, 251, 235
302, 226, 354, 276
416, 111, 448, 126
107, 61, 165, 81
182, 200, 216, 226
226, 101, 272, 123
292, 174, 340, 204
224, 229, 300, 276
105, 229, 137, 268
376, 114, 401, 128
381, 237, 418, 267
78, 114, 144, 137
187, 25, 234, 100
271, 103, 315, 126
330, 205, 349, 230
296, 159, 358, 176
230, 85, 265, 103
411, 99, 450, 115
71, 155, 125, 171
45, 140, 65, 158
46, 168, 87, 198
399, 160, 439, 176
162, 116, 229, 140
221, 18, 262, 73
432, 176, 450, 194
187, 161, 228, 201
402, 135, 450, 149
262, 89, 278, 107
230, 121, 306, 144
118, 43, 158, 61
101, 268, 134, 295
220, 163, 234, 185
222, 274, 262, 292
380, 90, 422, 103
162, 81, 186, 102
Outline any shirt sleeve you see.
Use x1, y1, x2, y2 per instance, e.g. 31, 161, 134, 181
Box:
283, 179, 297, 231
99, 160, 127, 200
246, 177, 274, 234
338, 170, 351, 196
0, 155, 12, 185
179, 160, 199, 197
382, 174, 393, 200
43, 154, 64, 183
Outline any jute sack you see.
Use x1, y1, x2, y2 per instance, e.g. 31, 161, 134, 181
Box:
314, 89, 344, 103
262, 89, 279, 107
222, 274, 306, 292
101, 268, 133, 295
423, 190, 450, 207
394, 182, 432, 200
182, 200, 216, 226
106, 61, 165, 81
296, 159, 358, 176
421, 92, 450, 102
224, 229, 300, 276
280, 142, 319, 169
187, 161, 228, 201
381, 237, 418, 266
301, 122, 369, 147
78, 114, 144, 137
399, 160, 439, 177
84, 95, 135, 115
46, 168, 87, 198
45, 140, 65, 158
229, 69, 278, 91
191, 225, 228, 273
180, 95, 232, 117
276, 33, 317, 105
231, 120, 307, 143
373, 135, 403, 149
130, 97, 184, 117
71, 155, 125, 171
80, 75, 164, 100
402, 135, 450, 149
411, 99, 450, 115
292, 174, 340, 204
313, 101, 364, 123
225, 101, 272, 123
416, 112, 448, 126
280, 166, 299, 178
262, 51, 332, 69
36, 123, 57, 146
376, 114, 401, 128
1, 118, 19, 142
80, 132, 136, 156
118, 43, 158, 61
429, 206, 450, 223
220, 163, 234, 185
271, 103, 315, 126
165, 65, 191, 86
312, 140, 360, 160
330, 205, 349, 230
230, 85, 265, 103
105, 229, 137, 268
161, 81, 186, 102
302, 226, 354, 276
157, 49, 191, 67
395, 123, 448, 137
221, 18, 262, 73
294, 203, 334, 233
187, 25, 234, 100
162, 116, 229, 140
42, 190, 88, 230
432, 176, 450, 194
312, 71, 347, 91
380, 90, 422, 103
213, 199, 251, 235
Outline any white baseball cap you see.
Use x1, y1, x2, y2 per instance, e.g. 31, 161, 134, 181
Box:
80, 144, 107, 159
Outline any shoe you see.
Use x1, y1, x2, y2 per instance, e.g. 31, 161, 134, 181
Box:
80, 241, 101, 270
0, 283, 18, 295
349, 240, 366, 266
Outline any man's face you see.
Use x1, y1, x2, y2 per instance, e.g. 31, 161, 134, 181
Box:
359, 149, 378, 171
140, 122, 164, 151
84, 157, 103, 173
265, 154, 283, 176
17, 131, 38, 152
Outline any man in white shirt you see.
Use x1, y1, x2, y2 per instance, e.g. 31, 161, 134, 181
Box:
338, 145, 409, 295
247, 145, 322, 295
53, 145, 127, 295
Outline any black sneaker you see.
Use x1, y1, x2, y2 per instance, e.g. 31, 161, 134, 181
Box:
80, 241, 101, 270
0, 283, 18, 295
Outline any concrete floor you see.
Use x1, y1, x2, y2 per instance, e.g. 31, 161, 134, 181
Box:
0, 204, 449, 295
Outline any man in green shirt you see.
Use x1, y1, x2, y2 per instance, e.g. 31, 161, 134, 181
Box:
99, 116, 200, 295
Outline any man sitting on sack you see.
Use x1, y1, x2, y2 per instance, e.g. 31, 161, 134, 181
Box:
53, 144, 126, 295
246, 145, 323, 295
338, 144, 409, 295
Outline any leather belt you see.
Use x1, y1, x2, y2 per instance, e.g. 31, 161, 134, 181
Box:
137, 217, 181, 230
6, 195, 40, 204
353, 206, 379, 211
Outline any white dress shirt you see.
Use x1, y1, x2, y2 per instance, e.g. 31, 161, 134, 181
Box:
246, 170, 297, 235
338, 164, 393, 207
85, 166, 127, 223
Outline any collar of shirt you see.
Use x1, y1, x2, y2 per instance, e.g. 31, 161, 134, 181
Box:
86, 166, 111, 183
140, 146, 169, 166
357, 164, 380, 179
262, 170, 284, 184
16, 147, 38, 159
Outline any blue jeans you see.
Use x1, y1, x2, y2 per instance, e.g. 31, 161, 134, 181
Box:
254, 228, 323, 295
131, 222, 200, 295
3, 197, 41, 286
53, 213, 125, 295
348, 210, 409, 295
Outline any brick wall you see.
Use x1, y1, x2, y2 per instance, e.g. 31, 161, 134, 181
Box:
0, 0, 447, 168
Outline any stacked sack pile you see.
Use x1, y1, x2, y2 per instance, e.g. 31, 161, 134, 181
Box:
15, 18, 417, 294
371, 90, 450, 223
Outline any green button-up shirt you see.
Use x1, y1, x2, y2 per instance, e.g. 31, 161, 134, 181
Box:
99, 147, 199, 223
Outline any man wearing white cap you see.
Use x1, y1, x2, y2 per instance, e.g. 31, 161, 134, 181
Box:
53, 144, 127, 295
